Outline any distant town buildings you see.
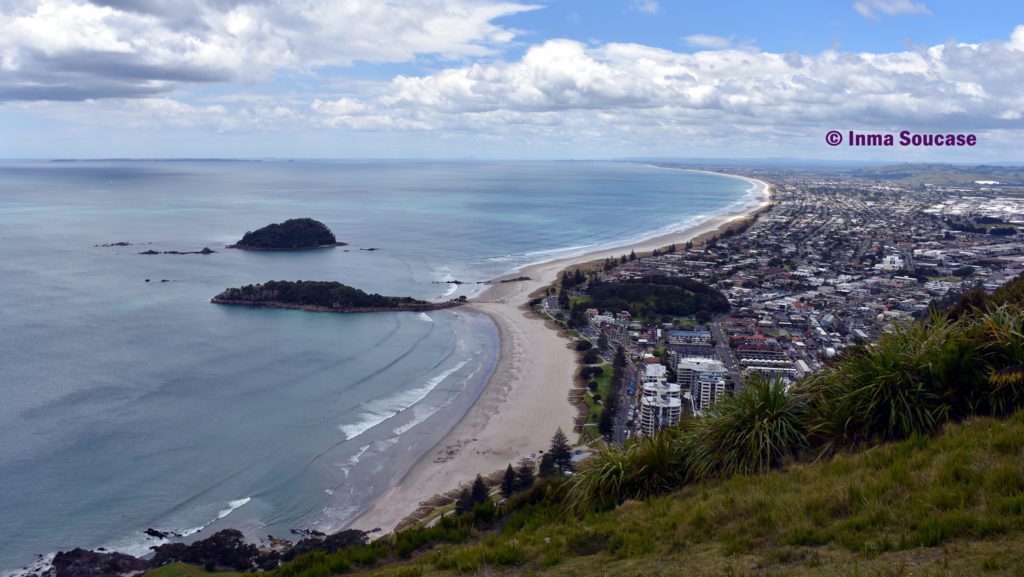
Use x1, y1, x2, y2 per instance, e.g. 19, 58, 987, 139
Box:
572, 168, 1024, 440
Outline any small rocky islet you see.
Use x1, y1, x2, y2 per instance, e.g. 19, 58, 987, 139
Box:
227, 218, 346, 250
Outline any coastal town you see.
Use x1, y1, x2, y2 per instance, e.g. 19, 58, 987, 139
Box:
550, 167, 1024, 442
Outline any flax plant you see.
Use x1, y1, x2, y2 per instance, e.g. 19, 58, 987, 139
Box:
681, 377, 808, 480
566, 428, 685, 513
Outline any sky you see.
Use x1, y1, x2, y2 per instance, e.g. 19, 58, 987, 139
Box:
1, 0, 1024, 160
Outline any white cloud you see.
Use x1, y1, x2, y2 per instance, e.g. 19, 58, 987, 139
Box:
631, 0, 658, 14
11, 16, 1024, 159
300, 27, 1024, 153
683, 34, 733, 49
0, 0, 540, 101
854, 0, 931, 19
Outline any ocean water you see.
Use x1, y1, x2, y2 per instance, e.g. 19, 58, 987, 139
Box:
0, 160, 755, 571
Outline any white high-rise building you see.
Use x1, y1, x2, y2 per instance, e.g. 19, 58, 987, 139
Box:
638, 363, 681, 435
695, 370, 728, 413
677, 357, 728, 413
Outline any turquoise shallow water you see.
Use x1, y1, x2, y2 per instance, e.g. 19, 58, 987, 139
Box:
0, 161, 754, 571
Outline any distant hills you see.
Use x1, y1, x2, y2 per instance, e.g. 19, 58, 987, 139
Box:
853, 163, 1024, 186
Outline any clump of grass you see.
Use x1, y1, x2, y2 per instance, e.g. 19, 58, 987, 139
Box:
682, 377, 808, 479
977, 305, 1024, 415
566, 428, 684, 513
800, 313, 979, 449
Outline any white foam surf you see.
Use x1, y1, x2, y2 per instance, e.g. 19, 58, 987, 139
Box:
180, 496, 252, 537
338, 359, 469, 442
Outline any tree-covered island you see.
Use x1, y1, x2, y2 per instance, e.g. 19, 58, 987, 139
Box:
211, 280, 465, 313
227, 218, 346, 250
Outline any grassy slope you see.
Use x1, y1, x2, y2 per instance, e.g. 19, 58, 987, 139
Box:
358, 414, 1024, 576
143, 563, 245, 577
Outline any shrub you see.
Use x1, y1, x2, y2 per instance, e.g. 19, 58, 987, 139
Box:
566, 429, 685, 513
976, 306, 1024, 415
800, 314, 976, 448
682, 378, 808, 479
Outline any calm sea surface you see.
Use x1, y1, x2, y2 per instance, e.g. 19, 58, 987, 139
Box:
0, 161, 754, 571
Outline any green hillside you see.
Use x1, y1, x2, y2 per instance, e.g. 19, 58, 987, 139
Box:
350, 414, 1024, 576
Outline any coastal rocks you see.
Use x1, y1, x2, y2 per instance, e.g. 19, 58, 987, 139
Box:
145, 528, 370, 572
143, 528, 182, 539
149, 529, 260, 572
139, 247, 216, 255
228, 218, 345, 250
280, 530, 367, 562
51, 549, 148, 577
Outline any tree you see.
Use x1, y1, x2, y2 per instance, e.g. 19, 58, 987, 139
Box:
538, 453, 555, 478
549, 428, 573, 475
598, 405, 615, 439
471, 474, 489, 505
455, 486, 474, 515
516, 458, 535, 490
569, 305, 589, 329
613, 345, 626, 369
629, 250, 637, 261
557, 287, 570, 309
500, 464, 516, 498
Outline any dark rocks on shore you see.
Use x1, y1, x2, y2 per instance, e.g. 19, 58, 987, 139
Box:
143, 528, 181, 539
51, 548, 148, 577
150, 529, 264, 572
280, 530, 368, 562
43, 526, 371, 577
94, 242, 134, 247
433, 280, 464, 285
359, 247, 379, 251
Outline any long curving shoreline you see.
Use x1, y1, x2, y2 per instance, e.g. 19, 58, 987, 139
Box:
346, 171, 772, 534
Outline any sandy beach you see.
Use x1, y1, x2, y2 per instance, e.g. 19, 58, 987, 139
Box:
347, 171, 772, 534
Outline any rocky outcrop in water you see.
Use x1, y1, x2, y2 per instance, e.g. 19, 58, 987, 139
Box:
228, 218, 345, 250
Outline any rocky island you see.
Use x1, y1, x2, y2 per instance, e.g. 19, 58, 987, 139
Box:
211, 280, 465, 313
227, 218, 346, 250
